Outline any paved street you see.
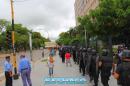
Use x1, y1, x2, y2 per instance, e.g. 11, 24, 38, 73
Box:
0, 51, 118, 86
0, 0, 129, 85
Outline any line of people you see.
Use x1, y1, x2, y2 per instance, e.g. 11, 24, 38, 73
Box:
59, 45, 130, 86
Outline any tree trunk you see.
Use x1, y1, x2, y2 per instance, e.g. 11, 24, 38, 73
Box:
87, 33, 90, 48
95, 38, 98, 51
108, 35, 113, 60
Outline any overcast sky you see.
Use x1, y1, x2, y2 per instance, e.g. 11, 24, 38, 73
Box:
0, 0, 76, 41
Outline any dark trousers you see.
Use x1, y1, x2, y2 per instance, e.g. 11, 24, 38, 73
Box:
79, 61, 85, 76
101, 67, 111, 86
73, 54, 76, 63
93, 71, 99, 86
5, 72, 12, 86
62, 56, 65, 63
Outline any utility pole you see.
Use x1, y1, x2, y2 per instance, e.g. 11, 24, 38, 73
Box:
28, 31, 33, 61
10, 0, 19, 79
1, 27, 6, 51
46, 31, 49, 40
38, 28, 50, 40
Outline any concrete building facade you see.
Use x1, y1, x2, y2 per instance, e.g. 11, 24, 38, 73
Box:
74, 0, 99, 24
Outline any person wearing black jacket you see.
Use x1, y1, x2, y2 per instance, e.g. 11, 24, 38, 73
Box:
89, 49, 99, 86
100, 49, 113, 86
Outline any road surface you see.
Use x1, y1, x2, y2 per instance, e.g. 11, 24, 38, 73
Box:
0, 51, 118, 86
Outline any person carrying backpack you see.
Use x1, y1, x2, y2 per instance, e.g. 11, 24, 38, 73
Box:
113, 50, 130, 86
47, 55, 54, 77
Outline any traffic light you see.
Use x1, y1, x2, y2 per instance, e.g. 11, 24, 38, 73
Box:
6, 31, 12, 49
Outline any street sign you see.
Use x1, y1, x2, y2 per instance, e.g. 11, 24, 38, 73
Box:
45, 42, 58, 48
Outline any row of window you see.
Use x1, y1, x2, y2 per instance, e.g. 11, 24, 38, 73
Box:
75, 0, 98, 17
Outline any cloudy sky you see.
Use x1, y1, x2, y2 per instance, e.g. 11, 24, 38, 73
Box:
0, 0, 76, 40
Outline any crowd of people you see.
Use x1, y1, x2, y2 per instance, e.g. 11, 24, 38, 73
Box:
58, 45, 130, 86
3, 46, 130, 86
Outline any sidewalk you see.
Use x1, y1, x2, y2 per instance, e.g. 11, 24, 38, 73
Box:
0, 52, 118, 86
0, 52, 84, 86
0, 49, 48, 85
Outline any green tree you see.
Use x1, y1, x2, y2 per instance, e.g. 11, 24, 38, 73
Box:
0, 19, 48, 51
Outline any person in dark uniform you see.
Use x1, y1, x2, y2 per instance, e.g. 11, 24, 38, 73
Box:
89, 49, 100, 86
87, 48, 93, 81
72, 47, 77, 64
76, 48, 79, 64
77, 47, 81, 65
79, 48, 85, 76
4, 56, 13, 86
59, 47, 63, 58
61, 48, 65, 63
82, 48, 87, 64
114, 50, 130, 86
79, 48, 82, 72
82, 48, 89, 74
100, 49, 113, 86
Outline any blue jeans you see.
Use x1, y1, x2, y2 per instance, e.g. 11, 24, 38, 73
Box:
49, 68, 53, 75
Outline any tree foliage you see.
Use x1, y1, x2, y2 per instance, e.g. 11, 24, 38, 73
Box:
0, 19, 49, 51
57, 0, 130, 50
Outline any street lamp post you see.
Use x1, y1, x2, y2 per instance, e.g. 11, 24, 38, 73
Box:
84, 27, 87, 48
28, 31, 33, 61
10, 0, 19, 79
37, 29, 50, 39
46, 31, 49, 40
1, 27, 6, 50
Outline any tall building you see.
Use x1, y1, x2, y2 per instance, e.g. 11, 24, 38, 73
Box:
74, 0, 99, 24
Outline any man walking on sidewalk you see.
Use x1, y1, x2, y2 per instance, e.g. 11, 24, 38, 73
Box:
4, 56, 13, 86
19, 54, 32, 86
